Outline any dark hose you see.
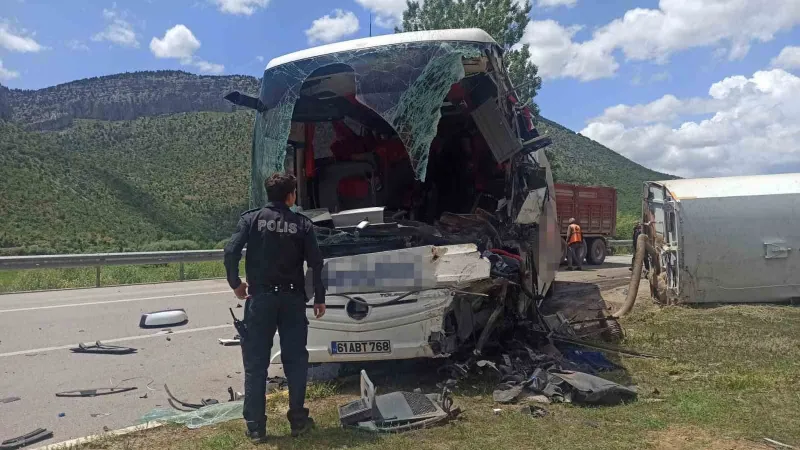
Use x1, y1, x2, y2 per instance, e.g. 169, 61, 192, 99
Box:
613, 234, 658, 318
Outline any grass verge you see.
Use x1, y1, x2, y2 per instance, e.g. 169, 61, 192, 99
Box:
0, 261, 245, 294
67, 300, 800, 450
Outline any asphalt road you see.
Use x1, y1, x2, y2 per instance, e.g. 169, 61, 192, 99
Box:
0, 280, 246, 446
0, 255, 633, 446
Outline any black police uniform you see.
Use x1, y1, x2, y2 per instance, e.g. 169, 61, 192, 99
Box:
223, 201, 325, 435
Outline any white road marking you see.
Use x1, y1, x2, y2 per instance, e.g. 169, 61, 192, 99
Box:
0, 324, 232, 358
0, 290, 231, 314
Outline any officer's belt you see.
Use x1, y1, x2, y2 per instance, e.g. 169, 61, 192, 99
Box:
250, 283, 301, 295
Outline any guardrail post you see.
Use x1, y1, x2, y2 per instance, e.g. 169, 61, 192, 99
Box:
179, 262, 185, 281
95, 266, 101, 287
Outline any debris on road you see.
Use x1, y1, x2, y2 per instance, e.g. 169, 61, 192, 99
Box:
227, 387, 243, 401
55, 387, 137, 398
218, 336, 241, 346
140, 401, 244, 429
139, 309, 188, 329
164, 384, 219, 411
1, 396, 21, 404
337, 370, 460, 433
69, 341, 137, 355
0, 428, 53, 450
90, 413, 111, 418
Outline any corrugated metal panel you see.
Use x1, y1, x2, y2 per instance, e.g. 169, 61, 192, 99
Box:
554, 183, 616, 237
654, 173, 800, 201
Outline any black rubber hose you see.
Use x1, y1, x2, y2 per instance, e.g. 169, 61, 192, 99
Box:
612, 234, 658, 318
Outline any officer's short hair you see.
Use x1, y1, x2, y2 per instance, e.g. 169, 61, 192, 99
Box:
265, 173, 297, 202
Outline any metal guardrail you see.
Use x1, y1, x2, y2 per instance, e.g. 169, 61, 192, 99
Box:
0, 241, 633, 288
0, 250, 230, 287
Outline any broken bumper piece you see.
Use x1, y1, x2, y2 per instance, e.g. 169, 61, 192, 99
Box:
0, 428, 53, 450
338, 370, 459, 433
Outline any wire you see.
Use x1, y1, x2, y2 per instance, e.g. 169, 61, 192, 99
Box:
109, 376, 156, 392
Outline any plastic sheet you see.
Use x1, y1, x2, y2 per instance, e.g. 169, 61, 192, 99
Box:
250, 41, 488, 207
139, 401, 243, 429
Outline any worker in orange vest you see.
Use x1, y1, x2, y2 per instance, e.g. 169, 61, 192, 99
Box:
566, 218, 583, 271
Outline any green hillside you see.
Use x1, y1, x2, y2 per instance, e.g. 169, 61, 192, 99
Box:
0, 112, 253, 255
539, 118, 676, 236
0, 71, 672, 254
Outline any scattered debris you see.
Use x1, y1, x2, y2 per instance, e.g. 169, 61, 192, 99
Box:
164, 384, 218, 412
1, 396, 21, 404
140, 393, 148, 399
141, 401, 243, 429
0, 428, 53, 450
337, 370, 459, 433
218, 336, 241, 346
166, 337, 171, 342
69, 341, 137, 355
227, 387, 243, 402
236, 303, 242, 308
139, 309, 188, 329
492, 408, 502, 415
519, 405, 548, 417
55, 387, 137, 398
764, 438, 796, 449
58, 413, 65, 418
90, 413, 111, 418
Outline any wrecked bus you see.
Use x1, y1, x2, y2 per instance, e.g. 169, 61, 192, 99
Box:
228, 29, 561, 364
644, 174, 800, 304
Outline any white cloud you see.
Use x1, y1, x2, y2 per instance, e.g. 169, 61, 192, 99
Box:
650, 71, 671, 83
521, 20, 617, 81
92, 8, 139, 48
66, 39, 89, 51
537, 0, 577, 8
0, 59, 20, 81
355, 0, 406, 28
0, 21, 44, 52
305, 10, 360, 45
255, 55, 264, 62
213, 0, 269, 15
771, 46, 800, 70
150, 24, 200, 60
193, 59, 225, 74
581, 69, 800, 177
149, 25, 223, 74
522, 0, 800, 81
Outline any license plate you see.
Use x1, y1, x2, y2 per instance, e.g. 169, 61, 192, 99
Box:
331, 340, 391, 354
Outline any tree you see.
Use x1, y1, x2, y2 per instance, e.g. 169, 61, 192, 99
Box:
399, 0, 542, 117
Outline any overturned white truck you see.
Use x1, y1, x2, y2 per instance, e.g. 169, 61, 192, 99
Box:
644, 173, 800, 305
226, 29, 562, 364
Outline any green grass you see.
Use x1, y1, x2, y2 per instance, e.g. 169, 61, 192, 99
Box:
77, 303, 800, 450
0, 261, 243, 293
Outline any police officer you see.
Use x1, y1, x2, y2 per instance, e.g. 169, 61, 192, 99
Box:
223, 172, 326, 443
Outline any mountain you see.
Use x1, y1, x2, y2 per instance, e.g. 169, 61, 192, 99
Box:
0, 71, 668, 254
1, 71, 260, 131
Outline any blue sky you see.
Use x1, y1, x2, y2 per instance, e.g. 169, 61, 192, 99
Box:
2, 0, 800, 177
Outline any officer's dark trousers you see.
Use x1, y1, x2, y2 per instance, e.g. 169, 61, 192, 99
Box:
241, 291, 310, 433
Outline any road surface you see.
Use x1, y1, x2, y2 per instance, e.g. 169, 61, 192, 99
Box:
0, 255, 633, 445
0, 280, 245, 445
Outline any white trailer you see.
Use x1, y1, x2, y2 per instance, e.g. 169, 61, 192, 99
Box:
644, 173, 800, 304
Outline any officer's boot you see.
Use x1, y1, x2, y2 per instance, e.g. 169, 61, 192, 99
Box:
246, 429, 269, 444
287, 409, 314, 437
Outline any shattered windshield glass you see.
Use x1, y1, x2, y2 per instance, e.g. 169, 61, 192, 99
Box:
250, 41, 487, 207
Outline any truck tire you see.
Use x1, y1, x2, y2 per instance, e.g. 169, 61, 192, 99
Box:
587, 238, 607, 265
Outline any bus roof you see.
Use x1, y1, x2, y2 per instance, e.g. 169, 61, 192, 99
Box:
266, 29, 498, 70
